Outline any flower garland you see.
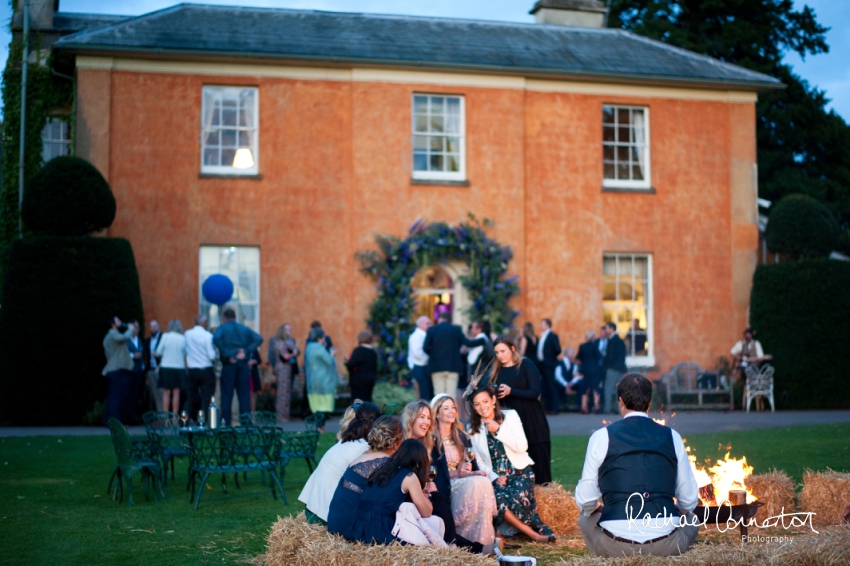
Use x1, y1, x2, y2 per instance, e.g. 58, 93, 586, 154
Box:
356, 215, 519, 382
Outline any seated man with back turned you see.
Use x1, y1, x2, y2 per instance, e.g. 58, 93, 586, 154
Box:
576, 374, 700, 557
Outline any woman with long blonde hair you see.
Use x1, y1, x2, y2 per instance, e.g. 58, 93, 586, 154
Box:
429, 394, 498, 553
401, 399, 434, 452
489, 335, 552, 484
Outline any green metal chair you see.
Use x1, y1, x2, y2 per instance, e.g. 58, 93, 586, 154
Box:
185, 426, 286, 510
238, 411, 278, 427
280, 430, 320, 478
304, 412, 326, 431
143, 410, 187, 488
107, 418, 165, 505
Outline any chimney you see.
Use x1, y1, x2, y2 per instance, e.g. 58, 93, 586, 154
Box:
13, 0, 58, 30
530, 0, 608, 28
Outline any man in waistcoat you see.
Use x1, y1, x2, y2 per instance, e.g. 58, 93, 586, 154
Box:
576, 374, 700, 557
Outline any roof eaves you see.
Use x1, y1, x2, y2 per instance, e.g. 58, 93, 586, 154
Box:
55, 43, 785, 92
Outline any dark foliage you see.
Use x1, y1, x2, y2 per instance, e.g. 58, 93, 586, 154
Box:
0, 236, 144, 425
608, 0, 850, 228
750, 259, 850, 409
765, 194, 840, 258
21, 157, 116, 236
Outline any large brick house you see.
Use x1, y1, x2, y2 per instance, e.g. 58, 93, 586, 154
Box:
26, 0, 781, 374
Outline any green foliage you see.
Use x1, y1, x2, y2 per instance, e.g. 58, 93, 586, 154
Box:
765, 193, 840, 258
372, 380, 419, 414
0, 236, 144, 424
22, 156, 116, 235
750, 259, 850, 409
608, 0, 850, 229
0, 36, 75, 282
356, 215, 519, 381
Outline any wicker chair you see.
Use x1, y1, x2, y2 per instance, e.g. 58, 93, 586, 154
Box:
744, 363, 775, 412
107, 418, 165, 505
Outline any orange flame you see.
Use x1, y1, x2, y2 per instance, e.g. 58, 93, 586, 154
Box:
687, 445, 757, 505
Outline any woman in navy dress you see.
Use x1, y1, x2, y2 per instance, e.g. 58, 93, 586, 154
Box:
346, 439, 434, 545
327, 415, 403, 539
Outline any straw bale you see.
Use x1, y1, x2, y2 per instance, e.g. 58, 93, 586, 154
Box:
535, 482, 581, 536
745, 469, 797, 528
800, 469, 850, 527
554, 526, 850, 566
265, 514, 495, 566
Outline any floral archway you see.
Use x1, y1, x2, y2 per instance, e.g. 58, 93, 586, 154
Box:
356, 215, 519, 382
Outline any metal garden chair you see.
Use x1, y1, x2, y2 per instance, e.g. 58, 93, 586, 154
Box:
143, 410, 188, 488
304, 412, 326, 432
279, 430, 320, 478
107, 418, 165, 505
184, 426, 286, 509
238, 411, 278, 427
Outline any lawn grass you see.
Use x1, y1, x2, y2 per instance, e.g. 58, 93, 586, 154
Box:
1, 423, 848, 566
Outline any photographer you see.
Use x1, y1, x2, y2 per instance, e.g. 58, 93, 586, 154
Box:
102, 316, 136, 425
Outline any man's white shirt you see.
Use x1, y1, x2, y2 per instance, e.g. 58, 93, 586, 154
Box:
185, 325, 217, 369
407, 327, 429, 369
575, 412, 699, 542
537, 329, 550, 361
467, 332, 487, 365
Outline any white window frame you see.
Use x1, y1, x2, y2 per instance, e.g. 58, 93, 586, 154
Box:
602, 105, 651, 190
198, 246, 261, 333
411, 94, 466, 181
200, 86, 259, 175
41, 117, 71, 163
602, 253, 655, 368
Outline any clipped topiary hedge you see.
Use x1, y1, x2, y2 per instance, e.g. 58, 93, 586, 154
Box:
21, 156, 116, 236
749, 258, 850, 409
765, 194, 841, 259
0, 236, 143, 424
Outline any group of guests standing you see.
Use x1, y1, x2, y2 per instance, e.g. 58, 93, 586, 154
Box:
298, 383, 555, 553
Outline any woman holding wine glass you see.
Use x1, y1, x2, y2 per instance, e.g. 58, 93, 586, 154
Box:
429, 394, 498, 553
468, 385, 555, 543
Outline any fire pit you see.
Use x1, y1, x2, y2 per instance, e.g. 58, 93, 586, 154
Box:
695, 501, 764, 537
688, 448, 762, 536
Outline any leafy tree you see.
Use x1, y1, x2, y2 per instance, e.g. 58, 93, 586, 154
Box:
608, 0, 850, 228
765, 193, 840, 258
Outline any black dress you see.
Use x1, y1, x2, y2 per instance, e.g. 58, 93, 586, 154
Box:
345, 346, 378, 402
430, 439, 483, 552
493, 358, 552, 484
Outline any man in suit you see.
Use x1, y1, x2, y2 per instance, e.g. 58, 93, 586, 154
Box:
423, 312, 485, 397
126, 319, 146, 423
144, 320, 164, 411
602, 322, 628, 414
555, 348, 579, 412
536, 318, 562, 414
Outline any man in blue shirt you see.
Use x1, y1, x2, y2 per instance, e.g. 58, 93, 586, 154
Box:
213, 308, 263, 425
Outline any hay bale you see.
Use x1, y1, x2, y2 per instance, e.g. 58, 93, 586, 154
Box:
745, 469, 797, 528
800, 469, 850, 527
554, 526, 850, 565
265, 514, 495, 566
535, 482, 580, 536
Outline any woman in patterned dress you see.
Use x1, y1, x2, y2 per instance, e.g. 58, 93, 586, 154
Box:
468, 385, 555, 543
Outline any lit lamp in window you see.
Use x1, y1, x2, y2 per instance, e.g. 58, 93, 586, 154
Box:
232, 147, 255, 169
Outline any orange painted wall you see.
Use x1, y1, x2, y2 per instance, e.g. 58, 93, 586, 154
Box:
78, 66, 757, 373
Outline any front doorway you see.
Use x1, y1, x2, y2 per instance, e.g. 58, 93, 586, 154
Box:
411, 262, 470, 329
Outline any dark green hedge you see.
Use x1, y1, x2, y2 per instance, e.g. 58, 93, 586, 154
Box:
765, 194, 840, 259
0, 236, 143, 424
750, 259, 850, 409
22, 156, 116, 236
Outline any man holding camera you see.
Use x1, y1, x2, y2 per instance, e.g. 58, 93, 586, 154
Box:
102, 316, 136, 425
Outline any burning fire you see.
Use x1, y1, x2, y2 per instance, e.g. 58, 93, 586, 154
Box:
687, 446, 757, 505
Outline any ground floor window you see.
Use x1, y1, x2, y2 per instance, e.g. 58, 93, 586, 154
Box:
602, 253, 653, 366
199, 246, 260, 332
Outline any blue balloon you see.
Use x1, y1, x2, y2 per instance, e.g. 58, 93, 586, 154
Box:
202, 274, 234, 306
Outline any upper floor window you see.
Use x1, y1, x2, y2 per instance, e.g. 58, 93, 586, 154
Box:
603, 106, 650, 189
412, 94, 465, 181
201, 86, 258, 175
41, 118, 70, 163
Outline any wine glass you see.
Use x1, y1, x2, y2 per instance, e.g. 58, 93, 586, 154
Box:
180, 410, 188, 428
466, 447, 475, 462
197, 410, 205, 428
428, 465, 438, 481
497, 461, 507, 477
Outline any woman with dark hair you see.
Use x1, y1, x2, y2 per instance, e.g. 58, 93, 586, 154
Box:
469, 386, 554, 543
344, 331, 378, 402
347, 438, 444, 546
518, 322, 538, 362
490, 335, 552, 484
327, 415, 404, 538
298, 402, 381, 524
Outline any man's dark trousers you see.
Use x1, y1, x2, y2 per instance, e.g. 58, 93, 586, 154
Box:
411, 364, 433, 401
220, 361, 250, 425
104, 369, 136, 425
187, 367, 217, 422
